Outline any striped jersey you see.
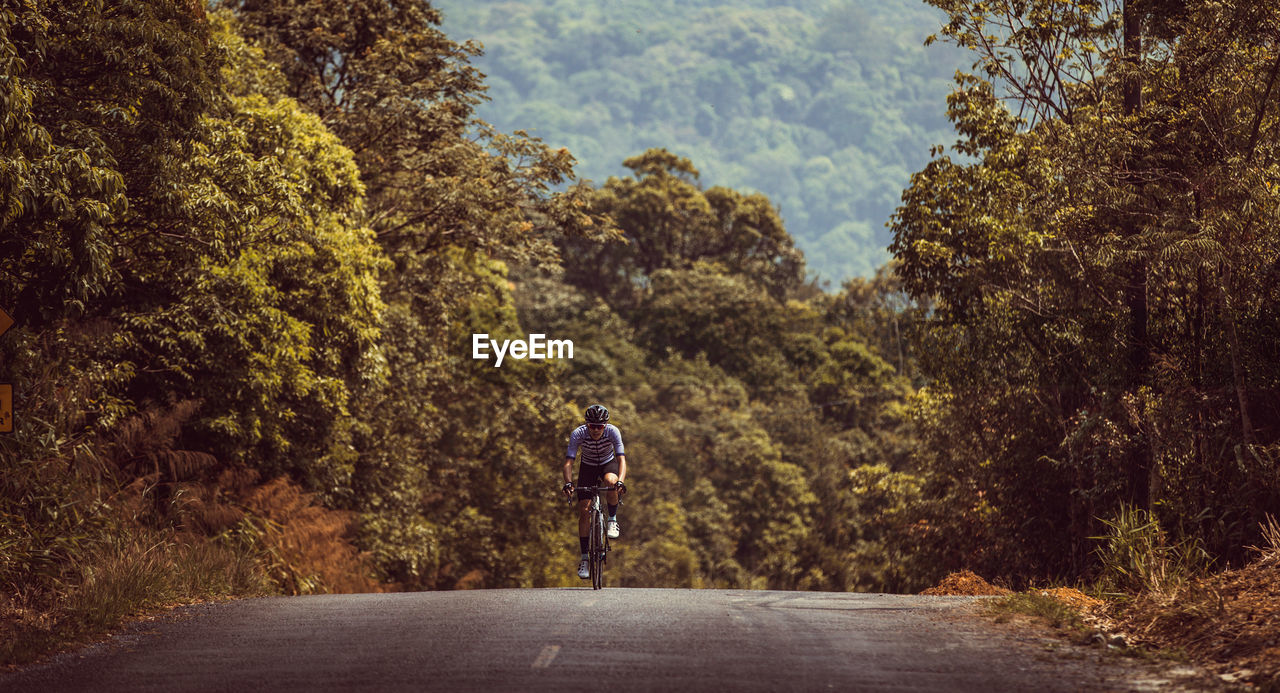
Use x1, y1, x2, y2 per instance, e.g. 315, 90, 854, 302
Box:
566, 424, 624, 466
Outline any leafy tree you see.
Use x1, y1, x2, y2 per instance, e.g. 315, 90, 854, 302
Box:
892, 0, 1280, 578
221, 0, 602, 267
824, 262, 926, 381
0, 2, 125, 327
224, 0, 614, 586
564, 149, 804, 306
517, 145, 925, 590
61, 12, 389, 497
1, 0, 396, 619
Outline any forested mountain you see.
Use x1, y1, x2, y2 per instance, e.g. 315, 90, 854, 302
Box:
434, 0, 970, 281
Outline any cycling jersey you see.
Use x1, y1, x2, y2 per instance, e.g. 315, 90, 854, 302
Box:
566, 424, 624, 466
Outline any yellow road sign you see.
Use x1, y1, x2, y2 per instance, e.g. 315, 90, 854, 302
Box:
0, 307, 11, 339
0, 384, 11, 434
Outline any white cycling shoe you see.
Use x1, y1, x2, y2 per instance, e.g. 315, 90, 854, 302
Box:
577, 559, 590, 579
606, 520, 621, 540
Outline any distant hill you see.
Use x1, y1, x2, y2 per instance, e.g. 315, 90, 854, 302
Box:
435, 0, 970, 283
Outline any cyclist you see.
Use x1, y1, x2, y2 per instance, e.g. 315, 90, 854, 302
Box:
561, 404, 627, 580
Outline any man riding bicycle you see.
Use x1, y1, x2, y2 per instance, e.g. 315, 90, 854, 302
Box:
562, 404, 627, 580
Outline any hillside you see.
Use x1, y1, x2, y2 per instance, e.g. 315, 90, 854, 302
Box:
435, 0, 971, 282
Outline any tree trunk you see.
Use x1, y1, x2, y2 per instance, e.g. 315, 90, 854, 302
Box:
1219, 268, 1255, 446
1122, 0, 1153, 512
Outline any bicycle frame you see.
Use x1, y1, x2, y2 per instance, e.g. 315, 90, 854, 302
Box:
570, 485, 617, 589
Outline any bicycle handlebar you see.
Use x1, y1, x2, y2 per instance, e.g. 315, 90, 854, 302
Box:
564, 484, 624, 506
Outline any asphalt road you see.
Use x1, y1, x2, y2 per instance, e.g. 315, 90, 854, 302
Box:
2, 589, 1214, 692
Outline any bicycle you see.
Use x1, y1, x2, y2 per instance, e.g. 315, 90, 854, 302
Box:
568, 484, 622, 589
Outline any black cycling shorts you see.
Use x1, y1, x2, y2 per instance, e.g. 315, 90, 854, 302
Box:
576, 458, 620, 499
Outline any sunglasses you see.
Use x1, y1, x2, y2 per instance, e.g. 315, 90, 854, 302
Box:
587, 424, 605, 430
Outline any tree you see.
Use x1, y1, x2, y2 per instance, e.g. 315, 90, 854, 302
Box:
222, 0, 601, 267
893, 0, 1280, 576
1, 0, 400, 616
0, 1, 125, 327
224, 0, 613, 586
518, 145, 927, 590
563, 148, 805, 307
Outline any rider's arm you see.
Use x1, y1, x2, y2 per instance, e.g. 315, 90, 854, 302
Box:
608, 426, 624, 456
610, 427, 626, 484
563, 427, 584, 488
566, 426, 584, 460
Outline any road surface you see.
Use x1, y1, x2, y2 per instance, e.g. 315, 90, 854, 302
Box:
2, 588, 1216, 692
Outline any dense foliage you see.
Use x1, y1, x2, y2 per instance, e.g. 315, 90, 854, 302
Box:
890, 0, 1280, 582
520, 149, 922, 589
434, 0, 972, 281
1, 0, 596, 630
0, 0, 924, 623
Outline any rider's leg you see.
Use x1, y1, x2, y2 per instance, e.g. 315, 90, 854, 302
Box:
576, 467, 593, 559
603, 472, 619, 509
576, 497, 591, 577
578, 498, 591, 543
603, 472, 620, 533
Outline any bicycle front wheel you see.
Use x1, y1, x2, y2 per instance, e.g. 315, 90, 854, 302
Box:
590, 509, 604, 589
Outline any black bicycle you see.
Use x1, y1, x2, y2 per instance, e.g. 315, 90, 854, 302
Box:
569, 484, 622, 589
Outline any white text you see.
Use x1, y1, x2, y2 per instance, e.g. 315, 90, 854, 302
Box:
472, 333, 574, 367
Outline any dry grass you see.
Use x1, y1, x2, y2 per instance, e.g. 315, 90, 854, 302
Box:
1111, 516, 1280, 688
65, 535, 268, 631
0, 529, 270, 667
236, 475, 384, 595
1, 462, 388, 668
921, 571, 1096, 634
939, 517, 1280, 688
1093, 505, 1213, 598
987, 592, 1094, 634
1, 373, 389, 669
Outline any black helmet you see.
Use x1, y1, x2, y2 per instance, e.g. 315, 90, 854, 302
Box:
584, 404, 610, 424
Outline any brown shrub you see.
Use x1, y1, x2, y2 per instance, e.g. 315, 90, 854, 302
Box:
240, 476, 384, 595
1117, 553, 1280, 687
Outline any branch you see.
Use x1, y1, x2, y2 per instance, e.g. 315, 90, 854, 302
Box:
1245, 47, 1280, 164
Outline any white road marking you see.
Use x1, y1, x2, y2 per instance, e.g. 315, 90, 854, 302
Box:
531, 645, 561, 669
